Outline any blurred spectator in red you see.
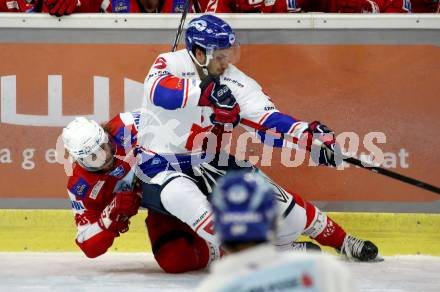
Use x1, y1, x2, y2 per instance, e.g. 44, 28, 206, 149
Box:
197, 0, 267, 12
411, 0, 439, 12
260, 0, 329, 12
41, 0, 192, 15
105, 0, 198, 12
198, 0, 412, 12
35, 0, 430, 14
0, 0, 41, 12
325, 0, 412, 12
41, 0, 103, 15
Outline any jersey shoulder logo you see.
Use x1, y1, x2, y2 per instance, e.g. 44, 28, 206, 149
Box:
70, 178, 90, 199
154, 57, 167, 70
114, 127, 134, 149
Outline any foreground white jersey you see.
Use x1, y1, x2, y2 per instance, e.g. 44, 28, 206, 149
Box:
141, 49, 308, 155
196, 244, 357, 292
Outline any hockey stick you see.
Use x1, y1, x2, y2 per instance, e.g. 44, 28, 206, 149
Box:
240, 117, 440, 195
171, 0, 191, 52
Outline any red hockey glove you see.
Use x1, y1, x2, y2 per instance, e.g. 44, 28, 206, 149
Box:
199, 76, 241, 127
303, 121, 343, 167
45, 0, 78, 16
98, 191, 141, 233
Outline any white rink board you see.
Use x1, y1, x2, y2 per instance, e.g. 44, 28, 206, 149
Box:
0, 253, 439, 292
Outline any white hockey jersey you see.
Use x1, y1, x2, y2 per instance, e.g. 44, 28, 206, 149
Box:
196, 244, 357, 292
141, 49, 309, 156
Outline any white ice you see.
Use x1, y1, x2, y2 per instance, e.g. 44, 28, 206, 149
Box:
0, 253, 439, 292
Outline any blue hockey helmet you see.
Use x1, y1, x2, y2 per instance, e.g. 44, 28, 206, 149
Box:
211, 171, 277, 243
185, 15, 239, 67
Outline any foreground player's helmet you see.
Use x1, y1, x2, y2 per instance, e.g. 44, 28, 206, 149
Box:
62, 117, 113, 171
185, 14, 239, 67
211, 171, 277, 243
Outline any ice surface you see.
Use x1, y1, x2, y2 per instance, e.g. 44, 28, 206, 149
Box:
0, 253, 439, 292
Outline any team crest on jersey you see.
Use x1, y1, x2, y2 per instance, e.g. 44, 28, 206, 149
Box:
115, 127, 133, 149
112, 0, 130, 13
151, 157, 162, 165
109, 165, 126, 178
70, 178, 90, 199
172, 0, 186, 12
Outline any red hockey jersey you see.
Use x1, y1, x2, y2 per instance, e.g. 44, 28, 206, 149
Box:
67, 111, 140, 258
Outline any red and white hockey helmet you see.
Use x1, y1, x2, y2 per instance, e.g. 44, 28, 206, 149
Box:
62, 117, 112, 171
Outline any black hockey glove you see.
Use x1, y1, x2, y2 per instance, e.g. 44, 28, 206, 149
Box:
199, 76, 241, 127
303, 121, 343, 167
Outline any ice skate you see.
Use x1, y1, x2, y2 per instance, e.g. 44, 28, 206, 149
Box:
338, 235, 383, 262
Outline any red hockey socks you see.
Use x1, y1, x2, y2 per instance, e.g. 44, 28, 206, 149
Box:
292, 193, 346, 249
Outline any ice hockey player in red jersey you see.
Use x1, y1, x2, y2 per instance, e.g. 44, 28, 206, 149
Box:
42, 0, 195, 15
139, 14, 382, 270
326, 0, 412, 13
104, 0, 195, 13
197, 0, 411, 13
62, 113, 216, 273
62, 114, 142, 258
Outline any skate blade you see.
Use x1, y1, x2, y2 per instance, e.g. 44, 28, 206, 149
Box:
369, 254, 385, 262
339, 253, 385, 263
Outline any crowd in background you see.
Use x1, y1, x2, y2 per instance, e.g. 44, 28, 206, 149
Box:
0, 0, 438, 17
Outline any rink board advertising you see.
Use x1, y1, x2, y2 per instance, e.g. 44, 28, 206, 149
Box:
0, 20, 439, 211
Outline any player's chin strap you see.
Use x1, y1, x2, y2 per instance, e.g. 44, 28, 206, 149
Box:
189, 50, 213, 77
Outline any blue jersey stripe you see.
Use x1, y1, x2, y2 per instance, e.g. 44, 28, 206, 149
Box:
257, 112, 299, 148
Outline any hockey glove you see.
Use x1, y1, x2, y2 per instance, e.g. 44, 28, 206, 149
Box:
303, 121, 343, 167
45, 0, 78, 16
98, 191, 141, 233
199, 76, 241, 127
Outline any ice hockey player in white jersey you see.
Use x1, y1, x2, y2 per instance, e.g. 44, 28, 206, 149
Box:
138, 14, 380, 273
196, 171, 357, 292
